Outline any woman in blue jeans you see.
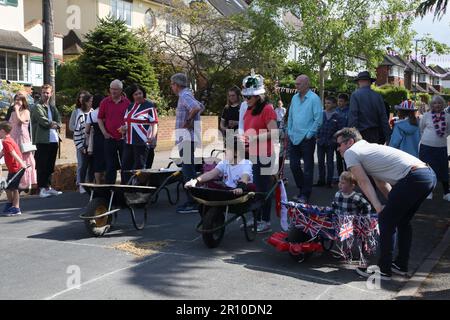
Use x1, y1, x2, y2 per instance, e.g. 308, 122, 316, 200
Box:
335, 128, 436, 281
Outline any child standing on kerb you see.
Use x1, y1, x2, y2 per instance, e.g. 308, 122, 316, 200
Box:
0, 121, 27, 216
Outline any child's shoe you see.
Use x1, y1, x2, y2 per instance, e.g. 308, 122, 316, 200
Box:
5, 207, 21, 217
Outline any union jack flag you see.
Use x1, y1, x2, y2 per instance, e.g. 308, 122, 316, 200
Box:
294, 213, 320, 237
339, 221, 354, 241
124, 102, 158, 144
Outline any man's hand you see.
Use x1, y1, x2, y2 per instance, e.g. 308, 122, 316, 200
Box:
233, 188, 243, 196
20, 162, 27, 169
50, 121, 59, 129
184, 178, 198, 189
103, 132, 112, 139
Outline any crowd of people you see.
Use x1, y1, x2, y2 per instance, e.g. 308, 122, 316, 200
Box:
1, 69, 449, 282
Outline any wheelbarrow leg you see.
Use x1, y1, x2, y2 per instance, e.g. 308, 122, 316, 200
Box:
129, 205, 147, 230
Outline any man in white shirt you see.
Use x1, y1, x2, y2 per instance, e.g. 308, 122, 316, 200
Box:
335, 128, 436, 280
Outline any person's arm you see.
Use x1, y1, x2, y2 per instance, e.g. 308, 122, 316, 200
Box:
349, 164, 384, 213
69, 109, 77, 132
97, 103, 112, 139
13, 109, 29, 125
184, 168, 222, 188
378, 96, 391, 143
287, 99, 294, 138
234, 173, 251, 195
306, 97, 324, 139
219, 118, 227, 134
10, 150, 27, 169
373, 177, 392, 201
348, 93, 358, 128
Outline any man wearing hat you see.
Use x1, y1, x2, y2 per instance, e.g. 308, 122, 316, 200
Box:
389, 100, 420, 158
348, 71, 391, 144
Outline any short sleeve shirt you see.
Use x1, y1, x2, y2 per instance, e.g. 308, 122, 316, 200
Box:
215, 159, 253, 188
98, 96, 131, 140
243, 104, 277, 156
2, 136, 22, 173
344, 140, 423, 185
221, 105, 240, 130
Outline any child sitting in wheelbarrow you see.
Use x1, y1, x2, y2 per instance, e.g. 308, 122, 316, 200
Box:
270, 171, 377, 264
184, 137, 254, 195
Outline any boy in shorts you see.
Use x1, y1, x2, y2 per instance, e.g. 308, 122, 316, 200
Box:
0, 121, 27, 216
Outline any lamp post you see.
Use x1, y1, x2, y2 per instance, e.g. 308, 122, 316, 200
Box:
414, 38, 425, 100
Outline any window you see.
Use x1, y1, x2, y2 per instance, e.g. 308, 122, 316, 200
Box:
419, 74, 427, 83
0, 51, 29, 83
166, 20, 181, 37
145, 8, 156, 31
111, 0, 132, 26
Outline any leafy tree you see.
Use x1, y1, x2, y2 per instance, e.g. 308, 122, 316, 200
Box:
254, 0, 418, 101
78, 17, 159, 98
416, 0, 448, 19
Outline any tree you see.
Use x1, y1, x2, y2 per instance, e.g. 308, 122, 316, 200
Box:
78, 17, 159, 97
254, 0, 418, 101
138, 0, 288, 113
416, 0, 448, 19
43, 0, 55, 95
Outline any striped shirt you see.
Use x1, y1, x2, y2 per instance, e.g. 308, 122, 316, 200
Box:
74, 111, 91, 150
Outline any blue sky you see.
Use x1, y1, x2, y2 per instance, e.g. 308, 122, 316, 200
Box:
412, 11, 450, 67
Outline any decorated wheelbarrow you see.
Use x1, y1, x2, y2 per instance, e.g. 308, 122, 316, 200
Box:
80, 168, 182, 237
189, 180, 278, 248
268, 201, 379, 265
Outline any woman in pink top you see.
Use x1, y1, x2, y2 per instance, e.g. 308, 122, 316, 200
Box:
9, 94, 37, 191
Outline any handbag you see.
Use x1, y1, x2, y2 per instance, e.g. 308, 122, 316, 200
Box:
20, 119, 37, 153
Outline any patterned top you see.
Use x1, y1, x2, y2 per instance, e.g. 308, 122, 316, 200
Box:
331, 191, 372, 216
124, 101, 158, 146
175, 88, 204, 144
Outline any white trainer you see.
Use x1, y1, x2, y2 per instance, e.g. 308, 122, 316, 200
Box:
39, 188, 51, 198
47, 188, 62, 196
426, 192, 433, 200
443, 194, 450, 202
256, 221, 272, 233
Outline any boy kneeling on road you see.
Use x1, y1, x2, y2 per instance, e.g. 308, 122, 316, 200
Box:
0, 121, 27, 216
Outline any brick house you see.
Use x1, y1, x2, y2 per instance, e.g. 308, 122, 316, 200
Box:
376, 55, 406, 87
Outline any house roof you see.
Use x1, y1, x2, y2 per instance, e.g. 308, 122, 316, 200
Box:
430, 65, 448, 74
429, 86, 441, 94
24, 19, 64, 38
405, 59, 433, 75
208, 0, 248, 17
412, 83, 428, 93
380, 55, 406, 67
63, 30, 83, 55
0, 29, 42, 53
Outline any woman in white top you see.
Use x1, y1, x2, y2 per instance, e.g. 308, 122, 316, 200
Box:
419, 95, 450, 201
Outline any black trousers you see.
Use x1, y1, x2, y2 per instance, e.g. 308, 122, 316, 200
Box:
35, 143, 58, 189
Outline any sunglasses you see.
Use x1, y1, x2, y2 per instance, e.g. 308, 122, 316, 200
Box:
244, 95, 256, 100
336, 139, 348, 147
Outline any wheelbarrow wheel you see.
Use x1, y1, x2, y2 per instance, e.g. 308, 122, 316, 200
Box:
202, 206, 225, 249
320, 238, 334, 252
84, 198, 112, 237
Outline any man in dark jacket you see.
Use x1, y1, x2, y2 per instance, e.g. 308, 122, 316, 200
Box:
348, 71, 391, 144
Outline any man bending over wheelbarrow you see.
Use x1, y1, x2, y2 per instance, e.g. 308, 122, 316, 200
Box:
335, 127, 436, 281
184, 137, 254, 195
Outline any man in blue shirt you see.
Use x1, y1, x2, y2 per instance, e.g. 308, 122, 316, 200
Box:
287, 75, 323, 202
348, 71, 391, 144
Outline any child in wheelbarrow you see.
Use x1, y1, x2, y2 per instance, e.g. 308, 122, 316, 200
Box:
0, 122, 27, 216
184, 137, 254, 195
